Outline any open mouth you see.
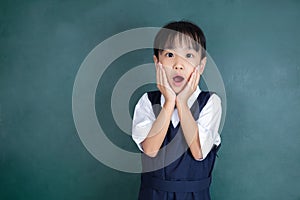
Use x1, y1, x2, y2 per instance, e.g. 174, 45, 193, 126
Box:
172, 75, 185, 86
173, 75, 184, 82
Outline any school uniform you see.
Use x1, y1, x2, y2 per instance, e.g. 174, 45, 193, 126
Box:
132, 86, 222, 200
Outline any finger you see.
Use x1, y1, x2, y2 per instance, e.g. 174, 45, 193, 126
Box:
159, 63, 164, 89
156, 63, 160, 89
161, 66, 174, 94
192, 70, 199, 90
189, 70, 195, 85
191, 67, 198, 84
156, 63, 159, 82
195, 69, 200, 87
157, 63, 163, 90
161, 66, 168, 86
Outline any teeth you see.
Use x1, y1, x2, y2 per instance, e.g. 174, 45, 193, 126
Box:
173, 76, 184, 82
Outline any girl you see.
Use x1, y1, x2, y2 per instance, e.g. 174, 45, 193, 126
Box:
132, 21, 222, 200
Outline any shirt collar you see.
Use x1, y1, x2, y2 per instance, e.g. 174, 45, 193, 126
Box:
160, 86, 201, 109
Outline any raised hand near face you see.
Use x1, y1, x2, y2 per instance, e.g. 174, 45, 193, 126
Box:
156, 62, 176, 104
176, 65, 201, 106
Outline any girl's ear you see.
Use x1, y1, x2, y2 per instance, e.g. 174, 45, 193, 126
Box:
153, 55, 158, 64
199, 57, 207, 74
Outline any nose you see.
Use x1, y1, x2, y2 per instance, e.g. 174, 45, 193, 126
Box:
173, 56, 185, 70
174, 65, 184, 70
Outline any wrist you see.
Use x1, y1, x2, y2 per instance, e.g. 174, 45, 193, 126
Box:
163, 100, 175, 111
176, 99, 188, 110
176, 95, 188, 105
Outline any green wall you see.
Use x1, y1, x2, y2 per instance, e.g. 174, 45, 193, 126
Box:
1, 0, 300, 199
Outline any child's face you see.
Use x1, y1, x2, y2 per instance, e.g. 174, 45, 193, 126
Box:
153, 37, 206, 94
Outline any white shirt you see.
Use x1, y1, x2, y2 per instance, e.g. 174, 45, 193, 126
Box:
131, 86, 222, 161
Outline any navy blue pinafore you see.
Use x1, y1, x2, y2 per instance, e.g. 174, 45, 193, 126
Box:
138, 91, 221, 200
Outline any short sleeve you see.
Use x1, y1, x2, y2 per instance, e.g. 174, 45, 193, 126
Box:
131, 93, 156, 151
196, 93, 222, 161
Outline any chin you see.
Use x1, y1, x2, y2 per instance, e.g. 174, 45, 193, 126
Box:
173, 88, 183, 95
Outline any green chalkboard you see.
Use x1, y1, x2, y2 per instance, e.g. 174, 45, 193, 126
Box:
1, 0, 300, 199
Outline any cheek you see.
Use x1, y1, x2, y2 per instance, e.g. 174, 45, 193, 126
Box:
186, 68, 195, 79
159, 58, 172, 67
163, 67, 173, 77
163, 67, 174, 82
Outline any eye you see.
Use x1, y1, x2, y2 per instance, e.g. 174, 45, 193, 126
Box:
165, 52, 174, 57
186, 53, 194, 58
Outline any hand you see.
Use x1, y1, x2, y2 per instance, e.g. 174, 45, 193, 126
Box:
156, 62, 176, 104
176, 66, 200, 106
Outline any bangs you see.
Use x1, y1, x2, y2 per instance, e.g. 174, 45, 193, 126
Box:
153, 21, 207, 59
162, 33, 201, 51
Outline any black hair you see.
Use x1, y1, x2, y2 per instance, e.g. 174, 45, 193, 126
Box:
153, 21, 206, 60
